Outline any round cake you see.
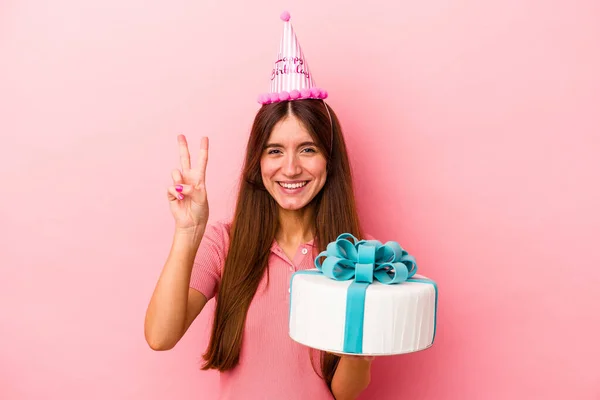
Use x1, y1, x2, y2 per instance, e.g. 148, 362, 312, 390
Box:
288, 271, 437, 355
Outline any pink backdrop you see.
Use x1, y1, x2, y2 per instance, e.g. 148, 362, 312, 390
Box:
1, 0, 599, 399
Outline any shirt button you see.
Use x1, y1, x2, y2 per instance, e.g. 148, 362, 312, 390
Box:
289, 266, 294, 271
301, 248, 308, 255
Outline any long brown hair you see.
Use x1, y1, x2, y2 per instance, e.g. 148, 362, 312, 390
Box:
201, 99, 363, 390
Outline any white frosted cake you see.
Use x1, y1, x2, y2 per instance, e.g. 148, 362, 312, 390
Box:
289, 271, 437, 355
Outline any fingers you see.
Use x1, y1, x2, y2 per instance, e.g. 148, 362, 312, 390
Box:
326, 351, 374, 362
177, 134, 191, 170
172, 169, 183, 185
195, 136, 209, 189
167, 184, 194, 201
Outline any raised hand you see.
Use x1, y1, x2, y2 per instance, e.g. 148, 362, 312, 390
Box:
167, 134, 209, 232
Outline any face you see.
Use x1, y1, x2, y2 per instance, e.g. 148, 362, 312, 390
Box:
260, 114, 327, 211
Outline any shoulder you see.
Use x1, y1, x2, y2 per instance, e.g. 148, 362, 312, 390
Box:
363, 233, 376, 241
199, 218, 233, 257
204, 218, 232, 239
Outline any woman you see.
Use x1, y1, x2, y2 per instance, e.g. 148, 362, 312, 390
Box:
145, 12, 373, 400
144, 99, 373, 399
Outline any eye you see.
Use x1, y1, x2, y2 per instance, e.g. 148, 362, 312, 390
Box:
302, 147, 317, 153
267, 149, 282, 155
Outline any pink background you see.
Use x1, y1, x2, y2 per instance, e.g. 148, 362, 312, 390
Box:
1, 0, 599, 399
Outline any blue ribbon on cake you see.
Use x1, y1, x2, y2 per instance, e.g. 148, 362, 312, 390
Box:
311, 233, 437, 354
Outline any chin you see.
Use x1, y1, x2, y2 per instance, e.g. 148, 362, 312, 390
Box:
276, 201, 309, 211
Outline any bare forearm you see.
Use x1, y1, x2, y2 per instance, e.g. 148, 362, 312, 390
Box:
144, 228, 204, 349
331, 356, 373, 400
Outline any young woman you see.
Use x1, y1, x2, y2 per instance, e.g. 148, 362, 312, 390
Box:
145, 11, 373, 400
144, 99, 374, 399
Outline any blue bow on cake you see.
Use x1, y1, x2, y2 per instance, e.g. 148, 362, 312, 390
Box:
313, 233, 421, 354
314, 233, 418, 284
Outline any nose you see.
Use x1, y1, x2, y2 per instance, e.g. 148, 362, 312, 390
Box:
282, 153, 302, 176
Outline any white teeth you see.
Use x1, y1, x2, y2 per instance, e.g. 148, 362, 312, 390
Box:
279, 181, 308, 189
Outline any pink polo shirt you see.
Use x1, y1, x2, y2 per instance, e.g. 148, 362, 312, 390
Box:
190, 220, 334, 400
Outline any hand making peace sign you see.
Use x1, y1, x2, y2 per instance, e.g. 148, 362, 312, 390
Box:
167, 135, 209, 231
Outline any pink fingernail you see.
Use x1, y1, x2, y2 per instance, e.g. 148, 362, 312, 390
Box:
177, 194, 184, 200
175, 185, 183, 192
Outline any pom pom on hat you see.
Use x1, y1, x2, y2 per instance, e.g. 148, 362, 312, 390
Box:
280, 11, 291, 22
300, 88, 311, 98
279, 91, 290, 101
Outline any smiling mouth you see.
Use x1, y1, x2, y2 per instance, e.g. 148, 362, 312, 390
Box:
277, 181, 309, 189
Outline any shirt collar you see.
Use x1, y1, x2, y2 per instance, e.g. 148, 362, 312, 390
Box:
270, 238, 317, 252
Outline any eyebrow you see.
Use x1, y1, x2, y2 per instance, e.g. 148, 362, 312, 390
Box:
264, 141, 317, 149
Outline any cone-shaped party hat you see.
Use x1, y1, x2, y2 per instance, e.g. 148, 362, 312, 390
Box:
257, 11, 328, 105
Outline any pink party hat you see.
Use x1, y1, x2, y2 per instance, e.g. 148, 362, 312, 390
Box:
257, 11, 328, 105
